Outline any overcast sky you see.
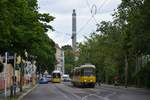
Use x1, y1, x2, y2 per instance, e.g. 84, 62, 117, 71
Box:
38, 0, 121, 47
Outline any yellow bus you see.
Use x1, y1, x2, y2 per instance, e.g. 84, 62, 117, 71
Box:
51, 70, 61, 83
71, 64, 96, 88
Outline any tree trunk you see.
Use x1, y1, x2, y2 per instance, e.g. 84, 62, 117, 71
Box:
105, 70, 109, 84
125, 54, 128, 88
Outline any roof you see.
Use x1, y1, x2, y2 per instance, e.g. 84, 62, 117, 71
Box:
63, 74, 69, 77
72, 64, 96, 72
80, 64, 96, 69
52, 70, 61, 74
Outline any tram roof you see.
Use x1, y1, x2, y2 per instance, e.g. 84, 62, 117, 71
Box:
79, 64, 95, 69
74, 64, 95, 70
52, 70, 61, 73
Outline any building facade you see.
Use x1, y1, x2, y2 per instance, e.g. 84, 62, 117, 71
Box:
55, 44, 64, 74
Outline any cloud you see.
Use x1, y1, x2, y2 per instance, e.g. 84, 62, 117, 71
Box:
38, 0, 121, 47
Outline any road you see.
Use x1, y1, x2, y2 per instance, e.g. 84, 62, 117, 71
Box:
22, 82, 150, 100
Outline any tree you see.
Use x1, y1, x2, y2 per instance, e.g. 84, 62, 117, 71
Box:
62, 45, 75, 74
0, 0, 56, 73
78, 0, 150, 88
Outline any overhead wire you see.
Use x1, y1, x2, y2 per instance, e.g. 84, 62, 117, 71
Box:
97, 0, 109, 12
86, 0, 110, 25
86, 0, 99, 25
76, 0, 98, 35
53, 0, 110, 46
53, 30, 71, 44
54, 30, 71, 36
77, 16, 93, 33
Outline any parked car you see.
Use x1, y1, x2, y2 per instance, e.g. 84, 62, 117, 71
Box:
39, 77, 49, 84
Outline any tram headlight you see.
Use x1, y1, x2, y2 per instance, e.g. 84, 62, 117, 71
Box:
84, 80, 87, 82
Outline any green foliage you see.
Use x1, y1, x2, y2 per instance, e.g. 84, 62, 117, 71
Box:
0, 0, 56, 72
62, 45, 75, 75
78, 0, 150, 87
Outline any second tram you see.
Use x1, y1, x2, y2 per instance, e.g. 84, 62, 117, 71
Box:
51, 70, 61, 83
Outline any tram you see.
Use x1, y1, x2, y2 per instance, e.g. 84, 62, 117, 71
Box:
71, 64, 96, 88
51, 70, 61, 83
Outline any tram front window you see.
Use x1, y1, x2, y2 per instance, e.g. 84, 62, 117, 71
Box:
52, 73, 61, 78
82, 68, 95, 76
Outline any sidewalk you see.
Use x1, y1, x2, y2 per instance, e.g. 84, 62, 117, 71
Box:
0, 87, 20, 100
17, 84, 38, 100
0, 84, 33, 100
99, 84, 150, 93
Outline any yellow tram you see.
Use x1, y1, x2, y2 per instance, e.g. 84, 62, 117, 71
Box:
71, 64, 96, 88
51, 70, 61, 83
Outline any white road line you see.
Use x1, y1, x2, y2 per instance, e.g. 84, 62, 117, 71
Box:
54, 84, 81, 100
57, 90, 70, 100
52, 85, 70, 100
105, 92, 116, 98
61, 83, 82, 100
81, 93, 109, 100
81, 91, 116, 100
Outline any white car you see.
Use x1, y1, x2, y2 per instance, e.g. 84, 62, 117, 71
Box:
62, 74, 71, 82
46, 75, 52, 82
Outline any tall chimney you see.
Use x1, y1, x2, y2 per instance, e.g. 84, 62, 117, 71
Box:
72, 9, 77, 51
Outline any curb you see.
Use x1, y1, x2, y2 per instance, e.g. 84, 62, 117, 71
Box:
17, 84, 38, 100
100, 84, 150, 93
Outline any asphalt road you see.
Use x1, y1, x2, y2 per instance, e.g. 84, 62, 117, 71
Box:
22, 82, 150, 100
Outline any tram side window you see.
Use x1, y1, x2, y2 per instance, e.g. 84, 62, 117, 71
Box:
81, 69, 84, 76
70, 71, 73, 78
75, 70, 78, 76
77, 70, 80, 76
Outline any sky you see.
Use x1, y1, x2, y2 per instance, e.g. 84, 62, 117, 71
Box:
38, 0, 121, 47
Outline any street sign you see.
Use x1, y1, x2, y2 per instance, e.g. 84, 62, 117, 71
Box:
8, 56, 14, 60
0, 56, 14, 61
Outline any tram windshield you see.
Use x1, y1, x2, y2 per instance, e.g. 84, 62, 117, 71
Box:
82, 68, 95, 76
52, 73, 61, 78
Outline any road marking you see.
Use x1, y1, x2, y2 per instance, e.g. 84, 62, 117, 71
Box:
62, 82, 116, 100
51, 85, 70, 100
57, 89, 70, 100
53, 84, 81, 100
81, 93, 109, 100
81, 90, 117, 100
105, 92, 116, 98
